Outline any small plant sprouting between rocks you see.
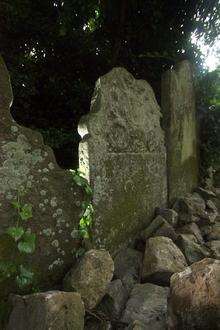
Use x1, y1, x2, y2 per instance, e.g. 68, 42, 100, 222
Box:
70, 169, 94, 256
0, 190, 36, 289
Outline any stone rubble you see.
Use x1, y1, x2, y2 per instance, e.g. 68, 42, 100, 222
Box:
5, 186, 220, 330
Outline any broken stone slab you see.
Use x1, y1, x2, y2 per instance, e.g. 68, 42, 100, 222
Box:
142, 236, 187, 286
207, 240, 220, 259
63, 249, 114, 310
141, 215, 178, 242
121, 283, 169, 329
78, 67, 167, 253
0, 57, 85, 299
177, 222, 204, 244
176, 234, 211, 265
161, 60, 199, 203
167, 258, 220, 330
98, 279, 128, 320
7, 291, 85, 330
155, 208, 178, 227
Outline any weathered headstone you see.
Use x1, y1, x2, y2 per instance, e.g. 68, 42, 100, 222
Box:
162, 60, 198, 203
78, 67, 167, 253
0, 57, 84, 298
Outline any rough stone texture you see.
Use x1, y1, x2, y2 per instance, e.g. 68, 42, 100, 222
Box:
0, 57, 84, 298
98, 279, 128, 320
173, 194, 206, 224
195, 187, 216, 200
177, 223, 204, 244
114, 248, 143, 293
121, 283, 169, 329
141, 215, 178, 241
155, 208, 178, 227
207, 223, 220, 241
63, 249, 114, 310
7, 291, 85, 330
126, 320, 146, 330
167, 258, 220, 330
78, 67, 167, 252
207, 240, 220, 259
142, 236, 187, 286
176, 234, 211, 264
84, 318, 112, 330
162, 60, 198, 203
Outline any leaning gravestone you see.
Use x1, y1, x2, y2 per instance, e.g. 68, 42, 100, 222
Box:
0, 57, 84, 299
78, 67, 167, 253
162, 60, 199, 203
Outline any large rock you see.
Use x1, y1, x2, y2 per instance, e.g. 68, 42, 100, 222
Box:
173, 194, 206, 224
207, 240, 220, 259
142, 236, 187, 286
167, 258, 220, 329
141, 215, 178, 242
121, 283, 169, 329
177, 222, 204, 244
0, 57, 84, 298
207, 223, 220, 241
78, 67, 167, 252
114, 248, 143, 293
63, 249, 114, 310
98, 279, 128, 320
7, 291, 85, 330
155, 208, 178, 227
176, 234, 211, 264
162, 60, 198, 203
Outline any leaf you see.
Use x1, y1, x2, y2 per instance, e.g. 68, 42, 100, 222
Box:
85, 184, 93, 195
19, 204, 32, 221
11, 201, 20, 210
18, 232, 36, 254
7, 226, 24, 241
16, 265, 34, 288
76, 248, 85, 258
0, 261, 17, 279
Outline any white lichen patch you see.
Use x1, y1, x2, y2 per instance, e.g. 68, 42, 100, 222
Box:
56, 208, 63, 216
42, 228, 53, 237
48, 162, 55, 170
50, 197, 57, 208
51, 239, 59, 248
48, 258, 64, 270
40, 190, 47, 196
42, 168, 49, 173
42, 177, 49, 182
0, 134, 44, 194
11, 126, 18, 134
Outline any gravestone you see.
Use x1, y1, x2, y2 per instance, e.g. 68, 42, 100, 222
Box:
162, 60, 198, 203
0, 57, 84, 299
78, 67, 167, 253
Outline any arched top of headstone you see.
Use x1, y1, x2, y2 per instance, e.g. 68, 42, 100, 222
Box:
0, 56, 13, 113
78, 67, 163, 155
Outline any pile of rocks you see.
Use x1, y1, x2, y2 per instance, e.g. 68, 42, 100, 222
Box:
6, 187, 220, 329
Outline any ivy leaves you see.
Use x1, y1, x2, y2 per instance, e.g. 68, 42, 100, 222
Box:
70, 169, 94, 240
7, 200, 36, 255
2, 195, 36, 290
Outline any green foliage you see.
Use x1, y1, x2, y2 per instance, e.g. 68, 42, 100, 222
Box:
197, 67, 220, 181
70, 169, 94, 241
1, 0, 220, 167
0, 191, 36, 290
